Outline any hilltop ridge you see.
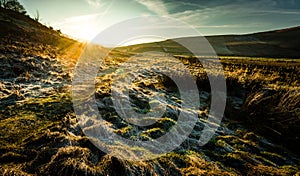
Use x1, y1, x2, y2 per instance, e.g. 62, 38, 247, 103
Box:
116, 26, 300, 58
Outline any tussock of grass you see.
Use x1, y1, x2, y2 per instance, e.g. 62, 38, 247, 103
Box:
242, 88, 300, 154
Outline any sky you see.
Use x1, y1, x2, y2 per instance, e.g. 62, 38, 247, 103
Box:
19, 0, 300, 45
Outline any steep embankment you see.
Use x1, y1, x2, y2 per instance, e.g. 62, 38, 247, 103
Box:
0, 7, 85, 69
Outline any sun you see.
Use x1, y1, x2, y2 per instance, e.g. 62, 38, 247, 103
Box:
53, 13, 104, 41
68, 23, 99, 41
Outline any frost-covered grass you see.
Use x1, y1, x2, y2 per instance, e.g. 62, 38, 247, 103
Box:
1, 45, 300, 175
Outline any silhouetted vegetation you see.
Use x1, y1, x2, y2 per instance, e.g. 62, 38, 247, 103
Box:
33, 10, 40, 21
0, 0, 26, 14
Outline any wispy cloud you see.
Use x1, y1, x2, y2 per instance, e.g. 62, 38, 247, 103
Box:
192, 24, 263, 29
85, 0, 105, 8
135, 0, 169, 16
135, 24, 261, 30
52, 13, 103, 26
258, 10, 300, 15
169, 1, 279, 25
176, 1, 207, 8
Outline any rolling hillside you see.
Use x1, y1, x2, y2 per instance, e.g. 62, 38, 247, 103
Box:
116, 26, 300, 58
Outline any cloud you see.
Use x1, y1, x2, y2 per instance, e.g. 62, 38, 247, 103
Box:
52, 13, 103, 26
162, 0, 300, 35
176, 1, 206, 8
258, 10, 300, 15
169, 1, 277, 25
134, 24, 261, 30
135, 0, 169, 16
192, 24, 263, 29
85, 0, 105, 8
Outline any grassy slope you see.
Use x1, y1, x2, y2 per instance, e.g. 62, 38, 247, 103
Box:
114, 26, 300, 58
0, 7, 85, 70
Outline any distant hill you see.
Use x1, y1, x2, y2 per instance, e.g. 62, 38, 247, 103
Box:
116, 26, 300, 58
